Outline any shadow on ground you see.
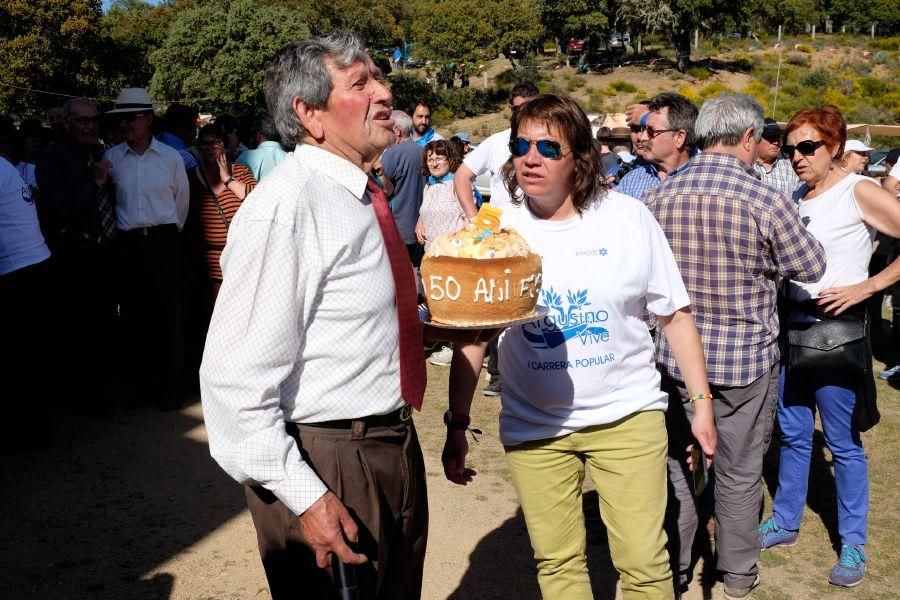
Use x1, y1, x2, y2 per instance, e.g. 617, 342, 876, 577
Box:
447, 491, 619, 599
0, 395, 245, 600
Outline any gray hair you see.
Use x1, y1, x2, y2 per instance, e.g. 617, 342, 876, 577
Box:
391, 110, 413, 137
61, 98, 99, 120
695, 94, 765, 149
265, 31, 368, 146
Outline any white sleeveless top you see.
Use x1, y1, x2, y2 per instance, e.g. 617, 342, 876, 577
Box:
786, 173, 876, 304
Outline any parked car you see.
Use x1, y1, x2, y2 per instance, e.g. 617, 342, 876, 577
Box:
865, 149, 891, 176
405, 56, 425, 68
607, 31, 625, 49
507, 41, 527, 59
566, 38, 585, 55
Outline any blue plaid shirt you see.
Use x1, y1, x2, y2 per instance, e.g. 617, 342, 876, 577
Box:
643, 152, 826, 387
618, 155, 695, 200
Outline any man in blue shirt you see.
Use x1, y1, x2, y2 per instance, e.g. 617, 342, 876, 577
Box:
382, 110, 426, 267
157, 103, 199, 171
618, 93, 698, 200
237, 115, 287, 182
410, 102, 443, 147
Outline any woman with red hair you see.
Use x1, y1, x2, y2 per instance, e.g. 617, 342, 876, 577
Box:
759, 106, 900, 587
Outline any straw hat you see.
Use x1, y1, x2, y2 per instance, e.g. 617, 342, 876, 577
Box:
106, 88, 160, 114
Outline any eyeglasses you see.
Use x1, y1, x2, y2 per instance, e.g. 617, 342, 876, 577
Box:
629, 124, 645, 134
762, 133, 782, 144
69, 116, 99, 126
509, 138, 566, 160
781, 139, 826, 158
645, 127, 677, 139
117, 111, 151, 123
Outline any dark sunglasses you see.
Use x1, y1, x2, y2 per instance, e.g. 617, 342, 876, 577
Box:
629, 124, 645, 134
782, 139, 826, 158
117, 111, 151, 123
645, 127, 677, 139
509, 138, 566, 160
762, 133, 782, 144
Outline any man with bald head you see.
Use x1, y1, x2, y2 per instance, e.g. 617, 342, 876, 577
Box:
36, 97, 118, 412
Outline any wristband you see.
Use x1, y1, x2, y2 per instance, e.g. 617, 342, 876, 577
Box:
689, 393, 713, 403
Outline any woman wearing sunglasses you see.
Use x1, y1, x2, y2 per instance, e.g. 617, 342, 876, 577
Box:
759, 106, 900, 587
442, 94, 715, 599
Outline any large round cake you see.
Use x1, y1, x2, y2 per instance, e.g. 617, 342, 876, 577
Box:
421, 206, 542, 327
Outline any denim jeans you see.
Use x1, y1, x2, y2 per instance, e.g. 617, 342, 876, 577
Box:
773, 367, 868, 545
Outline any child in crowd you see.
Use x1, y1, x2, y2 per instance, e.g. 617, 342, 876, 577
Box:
416, 139, 468, 366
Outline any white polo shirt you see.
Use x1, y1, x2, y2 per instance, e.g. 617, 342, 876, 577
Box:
464, 128, 513, 209
0, 157, 50, 276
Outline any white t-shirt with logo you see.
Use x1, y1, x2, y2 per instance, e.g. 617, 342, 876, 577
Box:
464, 128, 512, 209
497, 191, 690, 446
0, 157, 50, 276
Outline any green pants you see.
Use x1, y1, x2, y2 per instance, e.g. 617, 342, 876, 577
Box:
505, 410, 673, 600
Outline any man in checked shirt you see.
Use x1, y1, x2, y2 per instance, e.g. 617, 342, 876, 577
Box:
643, 94, 825, 599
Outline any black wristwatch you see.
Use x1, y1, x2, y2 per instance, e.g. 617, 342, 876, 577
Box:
443, 410, 471, 430
224, 176, 236, 186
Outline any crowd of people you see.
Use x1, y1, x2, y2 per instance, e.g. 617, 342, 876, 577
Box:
3, 29, 900, 600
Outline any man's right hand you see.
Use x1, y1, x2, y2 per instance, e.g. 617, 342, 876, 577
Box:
91, 160, 112, 187
298, 491, 368, 568
442, 428, 476, 485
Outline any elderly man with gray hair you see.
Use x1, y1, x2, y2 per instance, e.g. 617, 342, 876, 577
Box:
200, 32, 429, 599
380, 109, 426, 268
642, 94, 825, 599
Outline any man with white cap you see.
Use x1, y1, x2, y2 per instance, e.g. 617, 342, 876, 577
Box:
840, 139, 875, 175
753, 118, 800, 196
104, 87, 189, 410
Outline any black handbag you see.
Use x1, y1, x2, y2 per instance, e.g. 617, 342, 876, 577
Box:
785, 300, 880, 431
787, 319, 867, 379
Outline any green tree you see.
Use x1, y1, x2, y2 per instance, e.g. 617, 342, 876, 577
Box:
541, 0, 608, 50
0, 0, 105, 115
747, 0, 819, 33
148, 0, 309, 114
100, 0, 176, 92
412, 0, 541, 64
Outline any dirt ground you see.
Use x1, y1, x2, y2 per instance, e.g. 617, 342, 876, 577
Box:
2, 350, 898, 599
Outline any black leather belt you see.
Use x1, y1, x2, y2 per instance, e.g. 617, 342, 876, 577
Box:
121, 223, 177, 237
303, 405, 412, 430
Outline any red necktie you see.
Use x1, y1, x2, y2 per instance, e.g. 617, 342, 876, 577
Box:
366, 177, 426, 410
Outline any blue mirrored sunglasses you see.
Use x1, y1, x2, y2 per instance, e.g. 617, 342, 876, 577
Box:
509, 138, 565, 160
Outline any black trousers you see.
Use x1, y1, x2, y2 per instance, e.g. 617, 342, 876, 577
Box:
117, 225, 183, 407
52, 238, 117, 409
245, 419, 428, 599
0, 258, 52, 451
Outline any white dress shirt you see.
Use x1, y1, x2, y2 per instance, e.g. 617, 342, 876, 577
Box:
199, 144, 406, 516
105, 136, 189, 231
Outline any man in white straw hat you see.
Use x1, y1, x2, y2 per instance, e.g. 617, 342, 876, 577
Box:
104, 87, 189, 411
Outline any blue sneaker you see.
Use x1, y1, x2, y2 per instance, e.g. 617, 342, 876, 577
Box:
878, 364, 900, 380
758, 517, 798, 550
829, 544, 867, 587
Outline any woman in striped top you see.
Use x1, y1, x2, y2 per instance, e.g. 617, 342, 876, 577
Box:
188, 124, 257, 297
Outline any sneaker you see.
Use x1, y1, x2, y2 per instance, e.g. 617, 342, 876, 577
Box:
429, 346, 453, 366
878, 364, 900, 380
482, 377, 502, 396
758, 517, 798, 550
724, 575, 760, 599
829, 544, 867, 587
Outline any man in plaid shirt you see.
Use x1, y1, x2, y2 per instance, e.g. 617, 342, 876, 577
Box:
643, 94, 825, 599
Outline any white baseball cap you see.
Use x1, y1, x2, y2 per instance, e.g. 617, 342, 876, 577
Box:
845, 139, 874, 153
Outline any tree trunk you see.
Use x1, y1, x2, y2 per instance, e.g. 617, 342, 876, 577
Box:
673, 29, 691, 72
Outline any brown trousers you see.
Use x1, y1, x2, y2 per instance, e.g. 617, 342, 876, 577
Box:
245, 419, 428, 600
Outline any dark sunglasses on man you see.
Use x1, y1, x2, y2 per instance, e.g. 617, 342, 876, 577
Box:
762, 131, 782, 144
509, 137, 567, 160
117, 111, 152, 123
781, 139, 826, 159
